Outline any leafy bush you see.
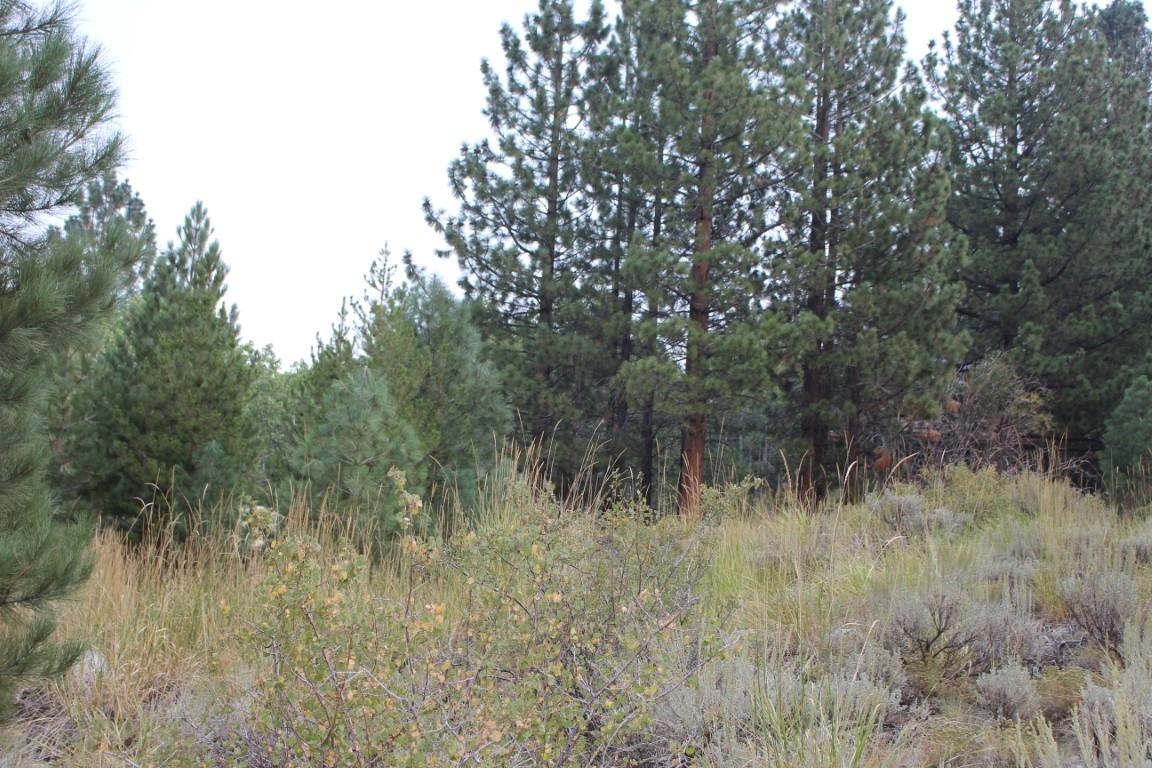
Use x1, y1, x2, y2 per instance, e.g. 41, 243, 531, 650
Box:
245, 486, 727, 766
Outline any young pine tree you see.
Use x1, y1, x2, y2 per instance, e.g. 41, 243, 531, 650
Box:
359, 259, 511, 516
71, 203, 254, 539
0, 0, 139, 717
48, 173, 156, 494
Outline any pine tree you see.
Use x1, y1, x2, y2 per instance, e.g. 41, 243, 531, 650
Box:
425, 0, 609, 490
640, 0, 787, 516
70, 203, 254, 538
359, 259, 511, 515
928, 0, 1152, 446
773, 0, 965, 496
1098, 0, 1152, 73
0, 0, 136, 716
48, 173, 156, 493
578, 0, 692, 506
288, 364, 425, 543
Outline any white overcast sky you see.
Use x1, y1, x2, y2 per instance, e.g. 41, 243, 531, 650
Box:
68, 1, 1115, 365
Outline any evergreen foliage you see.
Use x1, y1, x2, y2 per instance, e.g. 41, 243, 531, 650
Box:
927, 0, 1152, 445
69, 203, 254, 538
0, 0, 135, 718
772, 0, 965, 495
1102, 375, 1152, 508
280, 260, 511, 535
621, 0, 789, 516
359, 260, 511, 514
425, 0, 610, 491
288, 365, 425, 541
244, 344, 293, 491
47, 173, 156, 493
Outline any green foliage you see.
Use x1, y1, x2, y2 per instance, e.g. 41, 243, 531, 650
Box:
0, 0, 136, 719
1103, 375, 1152, 509
425, 1, 612, 490
246, 485, 725, 766
279, 259, 511, 539
928, 0, 1152, 443
288, 367, 425, 544
890, 354, 1053, 478
772, 0, 966, 493
46, 172, 156, 496
68, 203, 254, 539
358, 260, 512, 516
244, 344, 293, 491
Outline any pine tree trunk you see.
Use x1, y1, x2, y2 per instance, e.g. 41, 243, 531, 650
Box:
676, 6, 719, 519
801, 82, 832, 502
534, 46, 566, 445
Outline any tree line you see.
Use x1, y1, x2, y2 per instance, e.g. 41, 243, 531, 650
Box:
425, 0, 1152, 512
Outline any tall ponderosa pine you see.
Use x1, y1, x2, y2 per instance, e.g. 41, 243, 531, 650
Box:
773, 0, 964, 496
426, 0, 609, 490
579, 0, 698, 507
644, 0, 787, 516
928, 0, 1152, 445
71, 203, 254, 537
0, 0, 137, 716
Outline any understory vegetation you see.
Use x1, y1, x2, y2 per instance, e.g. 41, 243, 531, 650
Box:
6, 464, 1152, 767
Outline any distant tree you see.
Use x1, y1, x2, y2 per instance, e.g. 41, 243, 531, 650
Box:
244, 344, 294, 496
1098, 0, 1152, 74
288, 364, 425, 543
928, 0, 1152, 446
280, 255, 511, 535
70, 203, 254, 538
772, 0, 965, 497
278, 301, 358, 505
0, 0, 138, 717
58, 172, 156, 297
1102, 375, 1152, 508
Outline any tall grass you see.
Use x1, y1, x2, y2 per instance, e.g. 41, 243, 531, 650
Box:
7, 463, 1152, 766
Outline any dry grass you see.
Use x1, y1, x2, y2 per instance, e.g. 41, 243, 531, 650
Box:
4, 465, 1152, 766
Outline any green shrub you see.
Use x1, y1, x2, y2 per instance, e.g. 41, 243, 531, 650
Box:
244, 491, 727, 766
